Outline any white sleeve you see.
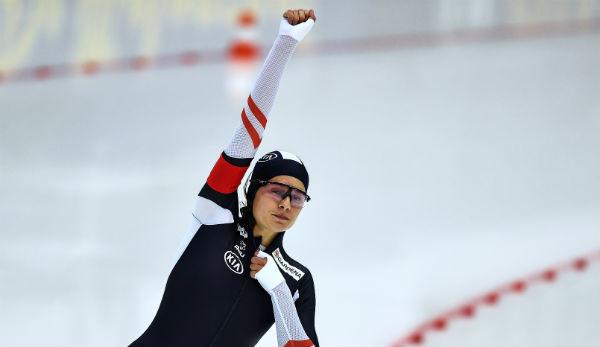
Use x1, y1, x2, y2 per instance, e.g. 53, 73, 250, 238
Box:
224, 17, 314, 159
255, 251, 315, 347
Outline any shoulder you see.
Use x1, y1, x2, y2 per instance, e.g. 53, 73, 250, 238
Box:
272, 247, 314, 286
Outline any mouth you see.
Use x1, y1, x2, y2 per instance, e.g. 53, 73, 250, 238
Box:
272, 214, 290, 221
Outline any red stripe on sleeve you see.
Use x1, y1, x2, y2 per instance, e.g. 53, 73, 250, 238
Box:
283, 340, 314, 347
206, 154, 248, 194
241, 109, 261, 148
247, 95, 267, 128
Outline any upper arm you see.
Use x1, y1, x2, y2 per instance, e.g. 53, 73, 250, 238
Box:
195, 152, 252, 225
194, 25, 304, 225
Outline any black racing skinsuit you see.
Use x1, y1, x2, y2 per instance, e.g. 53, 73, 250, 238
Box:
130, 15, 319, 346
129, 154, 318, 347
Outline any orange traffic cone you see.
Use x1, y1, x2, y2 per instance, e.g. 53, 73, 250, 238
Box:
226, 9, 261, 103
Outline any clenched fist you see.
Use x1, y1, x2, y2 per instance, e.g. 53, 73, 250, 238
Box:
278, 9, 316, 42
283, 9, 316, 25
250, 250, 267, 279
251, 250, 286, 294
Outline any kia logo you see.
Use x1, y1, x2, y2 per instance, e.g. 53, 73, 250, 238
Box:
224, 251, 243, 274
259, 153, 278, 162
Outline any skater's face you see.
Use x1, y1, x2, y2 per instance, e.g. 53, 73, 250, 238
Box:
252, 175, 306, 233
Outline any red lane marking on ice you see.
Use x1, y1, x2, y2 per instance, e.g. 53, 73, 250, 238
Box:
459, 305, 475, 318
574, 258, 588, 271
510, 280, 527, 293
432, 318, 447, 331
180, 51, 201, 66
483, 292, 499, 305
390, 250, 600, 347
311, 17, 600, 56
81, 61, 100, 75
0, 17, 599, 85
542, 269, 557, 282
131, 56, 151, 70
35, 66, 52, 80
408, 333, 423, 345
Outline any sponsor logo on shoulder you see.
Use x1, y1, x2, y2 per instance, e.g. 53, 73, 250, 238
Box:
237, 224, 248, 239
258, 152, 278, 162
272, 248, 305, 281
224, 251, 243, 274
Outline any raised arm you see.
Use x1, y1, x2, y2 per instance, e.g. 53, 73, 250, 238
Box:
196, 9, 316, 223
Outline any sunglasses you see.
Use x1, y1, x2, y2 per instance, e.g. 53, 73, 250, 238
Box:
252, 179, 311, 208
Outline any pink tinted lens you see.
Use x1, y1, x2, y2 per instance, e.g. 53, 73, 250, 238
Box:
265, 184, 287, 199
265, 183, 306, 207
290, 190, 306, 207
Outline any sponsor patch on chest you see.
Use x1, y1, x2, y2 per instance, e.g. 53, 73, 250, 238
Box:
224, 251, 244, 274
272, 248, 305, 281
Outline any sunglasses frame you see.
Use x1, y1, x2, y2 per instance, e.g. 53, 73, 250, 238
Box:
251, 179, 311, 206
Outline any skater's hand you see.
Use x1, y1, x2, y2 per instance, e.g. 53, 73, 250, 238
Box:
283, 9, 316, 25
250, 250, 267, 279
252, 250, 286, 294
279, 9, 315, 42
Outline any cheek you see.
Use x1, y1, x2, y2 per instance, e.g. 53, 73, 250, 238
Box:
252, 199, 263, 219
287, 210, 302, 225
252, 195, 273, 219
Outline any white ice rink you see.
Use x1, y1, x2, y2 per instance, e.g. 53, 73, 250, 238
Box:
1, 1, 600, 346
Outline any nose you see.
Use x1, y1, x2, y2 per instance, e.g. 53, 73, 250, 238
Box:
279, 195, 291, 211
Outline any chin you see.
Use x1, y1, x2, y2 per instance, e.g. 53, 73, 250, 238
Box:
269, 224, 288, 233
269, 224, 287, 233
268, 217, 293, 231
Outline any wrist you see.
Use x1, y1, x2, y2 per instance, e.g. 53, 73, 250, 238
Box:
278, 18, 314, 42
255, 250, 285, 293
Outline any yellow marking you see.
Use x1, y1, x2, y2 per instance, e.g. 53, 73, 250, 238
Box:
1, 0, 319, 72
74, 0, 114, 62
0, 0, 64, 71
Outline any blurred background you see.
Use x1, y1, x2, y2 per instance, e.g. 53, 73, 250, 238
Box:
1, 0, 600, 346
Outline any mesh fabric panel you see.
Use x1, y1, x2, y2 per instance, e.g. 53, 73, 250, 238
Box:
271, 281, 311, 347
225, 35, 299, 159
